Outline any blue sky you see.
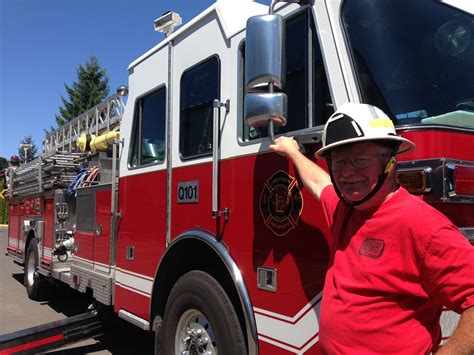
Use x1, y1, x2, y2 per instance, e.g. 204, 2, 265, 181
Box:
0, 0, 270, 159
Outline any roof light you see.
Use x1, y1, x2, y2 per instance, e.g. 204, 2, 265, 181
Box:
154, 11, 182, 37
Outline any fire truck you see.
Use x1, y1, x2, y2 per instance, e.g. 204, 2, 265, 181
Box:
2, 0, 474, 353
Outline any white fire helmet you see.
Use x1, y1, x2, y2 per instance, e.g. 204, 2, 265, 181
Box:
315, 102, 416, 159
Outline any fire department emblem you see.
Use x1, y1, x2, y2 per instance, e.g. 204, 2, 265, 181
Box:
260, 171, 303, 236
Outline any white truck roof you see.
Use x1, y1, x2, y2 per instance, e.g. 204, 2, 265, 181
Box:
128, 0, 267, 70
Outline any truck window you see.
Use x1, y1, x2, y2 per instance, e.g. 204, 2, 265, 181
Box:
129, 87, 167, 167
179, 56, 220, 159
242, 8, 333, 141
342, 0, 474, 129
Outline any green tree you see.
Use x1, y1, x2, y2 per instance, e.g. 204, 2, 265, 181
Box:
55, 56, 110, 127
18, 135, 38, 162
0, 178, 7, 224
0, 157, 7, 171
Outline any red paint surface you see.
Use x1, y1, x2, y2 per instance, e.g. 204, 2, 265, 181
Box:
114, 283, 151, 320
23, 197, 43, 217
114, 170, 167, 317
74, 231, 94, 262
7, 204, 20, 250
42, 198, 54, 264
94, 189, 112, 269
399, 128, 474, 161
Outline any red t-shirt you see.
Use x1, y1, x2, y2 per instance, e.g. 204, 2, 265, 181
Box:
319, 185, 474, 354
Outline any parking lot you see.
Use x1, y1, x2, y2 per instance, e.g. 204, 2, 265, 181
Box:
0, 225, 154, 354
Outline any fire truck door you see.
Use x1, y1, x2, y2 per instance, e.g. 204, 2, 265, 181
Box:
170, 38, 223, 240
93, 188, 112, 273
7, 203, 20, 253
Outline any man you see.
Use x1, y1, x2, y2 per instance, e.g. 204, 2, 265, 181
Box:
269, 102, 474, 354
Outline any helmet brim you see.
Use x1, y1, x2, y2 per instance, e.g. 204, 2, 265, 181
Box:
315, 135, 415, 160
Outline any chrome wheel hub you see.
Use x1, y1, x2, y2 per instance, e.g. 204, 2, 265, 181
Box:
176, 309, 217, 355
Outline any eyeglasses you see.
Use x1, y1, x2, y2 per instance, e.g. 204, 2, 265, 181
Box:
330, 154, 389, 172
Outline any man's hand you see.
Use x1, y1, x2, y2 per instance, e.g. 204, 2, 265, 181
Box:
268, 136, 331, 201
269, 136, 301, 158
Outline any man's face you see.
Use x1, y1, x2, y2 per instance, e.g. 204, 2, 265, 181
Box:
329, 142, 391, 202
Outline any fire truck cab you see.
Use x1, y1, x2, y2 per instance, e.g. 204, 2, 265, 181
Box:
5, 0, 474, 353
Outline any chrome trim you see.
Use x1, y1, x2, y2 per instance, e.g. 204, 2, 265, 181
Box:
70, 263, 113, 305
212, 100, 230, 218
166, 40, 173, 247
118, 309, 150, 331
212, 100, 221, 217
154, 230, 258, 355
257, 267, 277, 292
110, 139, 119, 270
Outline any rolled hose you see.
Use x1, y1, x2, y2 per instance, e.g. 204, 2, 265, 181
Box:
77, 131, 120, 153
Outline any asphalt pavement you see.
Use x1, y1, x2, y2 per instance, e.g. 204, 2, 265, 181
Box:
0, 225, 154, 354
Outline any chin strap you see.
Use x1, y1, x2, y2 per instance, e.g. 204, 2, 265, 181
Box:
328, 155, 396, 207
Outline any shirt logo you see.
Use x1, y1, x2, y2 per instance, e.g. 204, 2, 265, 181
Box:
359, 238, 385, 258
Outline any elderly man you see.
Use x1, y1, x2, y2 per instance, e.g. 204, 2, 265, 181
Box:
269, 102, 474, 354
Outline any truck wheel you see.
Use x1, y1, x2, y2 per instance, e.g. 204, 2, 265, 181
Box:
24, 239, 51, 300
156, 270, 246, 355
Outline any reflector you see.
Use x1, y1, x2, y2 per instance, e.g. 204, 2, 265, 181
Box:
454, 165, 474, 197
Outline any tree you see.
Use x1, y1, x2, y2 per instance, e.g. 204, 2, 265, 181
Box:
0, 157, 8, 224
0, 157, 7, 172
55, 56, 110, 127
18, 135, 38, 163
0, 178, 8, 224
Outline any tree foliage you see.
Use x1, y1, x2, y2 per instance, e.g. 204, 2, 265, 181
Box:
0, 157, 7, 171
0, 158, 8, 224
18, 135, 38, 162
55, 57, 110, 127
0, 178, 8, 224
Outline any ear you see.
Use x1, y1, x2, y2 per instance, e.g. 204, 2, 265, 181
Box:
384, 156, 396, 174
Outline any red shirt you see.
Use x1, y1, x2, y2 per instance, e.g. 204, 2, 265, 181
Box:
319, 185, 474, 354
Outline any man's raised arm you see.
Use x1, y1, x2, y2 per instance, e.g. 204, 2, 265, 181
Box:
269, 136, 331, 201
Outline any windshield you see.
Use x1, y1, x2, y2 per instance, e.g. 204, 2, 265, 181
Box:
342, 0, 474, 129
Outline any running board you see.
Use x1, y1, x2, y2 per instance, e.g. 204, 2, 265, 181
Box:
0, 311, 103, 354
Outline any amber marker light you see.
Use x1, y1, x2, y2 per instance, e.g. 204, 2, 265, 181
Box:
396, 168, 431, 194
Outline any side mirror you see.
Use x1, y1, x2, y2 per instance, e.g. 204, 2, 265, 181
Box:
245, 15, 285, 90
244, 13, 287, 135
244, 93, 288, 127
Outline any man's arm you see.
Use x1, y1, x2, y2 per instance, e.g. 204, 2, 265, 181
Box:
269, 136, 331, 201
437, 306, 474, 354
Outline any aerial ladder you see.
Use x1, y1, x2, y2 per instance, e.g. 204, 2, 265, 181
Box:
1, 92, 126, 354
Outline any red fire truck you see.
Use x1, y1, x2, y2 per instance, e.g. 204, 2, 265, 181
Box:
3, 0, 474, 353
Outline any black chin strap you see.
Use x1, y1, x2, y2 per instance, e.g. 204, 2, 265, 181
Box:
328, 155, 395, 207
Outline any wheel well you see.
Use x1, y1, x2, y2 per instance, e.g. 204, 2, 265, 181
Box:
150, 238, 248, 348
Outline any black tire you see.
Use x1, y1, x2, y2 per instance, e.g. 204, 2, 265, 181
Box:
156, 270, 246, 355
24, 239, 51, 301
